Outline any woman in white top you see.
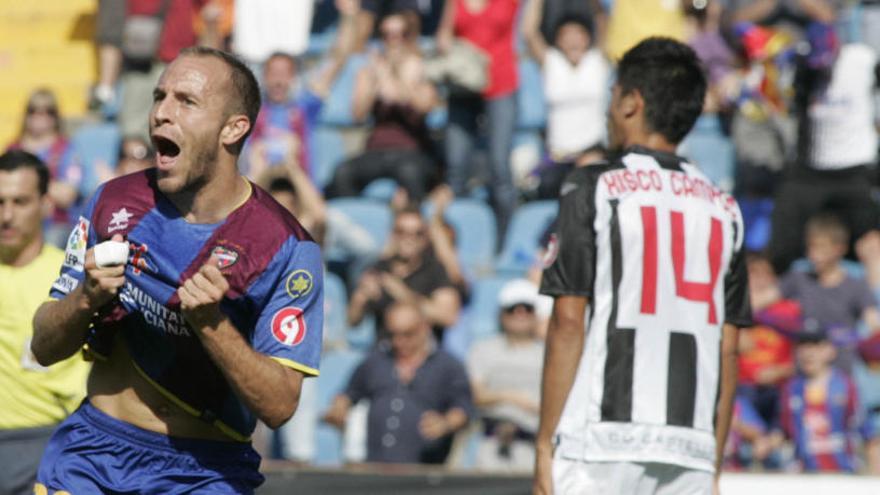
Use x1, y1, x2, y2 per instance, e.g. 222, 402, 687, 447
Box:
521, 0, 611, 199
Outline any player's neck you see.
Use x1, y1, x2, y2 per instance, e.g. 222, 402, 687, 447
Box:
0, 237, 42, 268
169, 173, 251, 224
624, 133, 677, 155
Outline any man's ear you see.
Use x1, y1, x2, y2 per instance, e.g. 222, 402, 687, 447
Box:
220, 114, 251, 149
620, 89, 644, 120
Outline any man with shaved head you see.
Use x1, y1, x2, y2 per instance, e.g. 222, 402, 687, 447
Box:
31, 47, 324, 493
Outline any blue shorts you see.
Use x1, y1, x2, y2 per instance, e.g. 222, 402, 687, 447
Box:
35, 401, 264, 494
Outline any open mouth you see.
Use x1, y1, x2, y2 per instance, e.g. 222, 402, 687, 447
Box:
152, 135, 181, 170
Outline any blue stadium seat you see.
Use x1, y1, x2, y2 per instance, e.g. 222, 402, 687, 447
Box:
323, 271, 348, 345
325, 198, 392, 262
516, 59, 547, 130
311, 125, 347, 189
318, 54, 367, 126
314, 348, 366, 466
468, 276, 515, 341
496, 200, 558, 275
71, 122, 121, 194
423, 198, 497, 276
362, 178, 398, 202
680, 115, 735, 192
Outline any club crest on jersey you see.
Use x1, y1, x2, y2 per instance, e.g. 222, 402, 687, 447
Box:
542, 233, 559, 268
108, 207, 134, 234
63, 216, 89, 272
211, 246, 239, 269
286, 270, 314, 300
129, 243, 151, 275
272, 307, 307, 346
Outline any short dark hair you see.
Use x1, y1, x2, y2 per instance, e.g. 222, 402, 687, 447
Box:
553, 13, 594, 41
0, 150, 49, 195
616, 37, 707, 144
805, 213, 849, 246
178, 46, 262, 153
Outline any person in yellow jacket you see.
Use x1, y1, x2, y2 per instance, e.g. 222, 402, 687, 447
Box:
0, 150, 89, 495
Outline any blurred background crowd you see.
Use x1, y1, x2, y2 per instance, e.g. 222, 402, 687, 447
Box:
2, 0, 880, 478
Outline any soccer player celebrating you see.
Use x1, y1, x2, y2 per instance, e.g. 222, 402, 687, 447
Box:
30, 47, 323, 493
533, 38, 750, 495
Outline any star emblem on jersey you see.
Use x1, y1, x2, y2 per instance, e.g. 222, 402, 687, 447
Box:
211, 246, 239, 269
285, 270, 313, 300
108, 207, 134, 234
271, 307, 307, 346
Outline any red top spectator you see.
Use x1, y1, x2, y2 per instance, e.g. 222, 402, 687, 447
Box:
127, 0, 208, 63
452, 0, 519, 99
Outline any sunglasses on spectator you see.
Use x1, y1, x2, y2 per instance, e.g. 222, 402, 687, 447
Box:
394, 226, 426, 237
26, 105, 58, 116
503, 303, 535, 314
380, 28, 409, 40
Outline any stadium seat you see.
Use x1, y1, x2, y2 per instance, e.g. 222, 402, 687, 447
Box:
323, 271, 348, 345
325, 198, 392, 262
467, 275, 515, 342
423, 198, 497, 276
496, 200, 558, 275
318, 54, 368, 126
313, 348, 366, 466
362, 178, 398, 202
70, 122, 121, 194
311, 125, 347, 189
516, 59, 547, 130
680, 114, 735, 192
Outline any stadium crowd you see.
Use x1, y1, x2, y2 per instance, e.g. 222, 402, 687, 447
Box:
3, 0, 880, 488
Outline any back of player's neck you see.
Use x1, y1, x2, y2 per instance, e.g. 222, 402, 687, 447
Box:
625, 134, 677, 155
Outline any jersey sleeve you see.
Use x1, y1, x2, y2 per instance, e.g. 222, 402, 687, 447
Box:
540, 170, 597, 298
252, 239, 324, 377
49, 187, 104, 300
724, 203, 752, 327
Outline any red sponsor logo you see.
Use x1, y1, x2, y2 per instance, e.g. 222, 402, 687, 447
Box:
271, 307, 307, 346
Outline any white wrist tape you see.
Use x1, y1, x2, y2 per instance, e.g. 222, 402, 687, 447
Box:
94, 240, 130, 267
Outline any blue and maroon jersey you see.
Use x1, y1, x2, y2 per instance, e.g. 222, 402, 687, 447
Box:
50, 169, 323, 441
780, 369, 876, 472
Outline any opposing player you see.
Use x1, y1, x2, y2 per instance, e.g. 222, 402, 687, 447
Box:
30, 47, 323, 493
533, 38, 750, 495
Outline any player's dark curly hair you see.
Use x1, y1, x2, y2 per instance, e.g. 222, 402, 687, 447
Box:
179, 46, 262, 154
616, 37, 707, 145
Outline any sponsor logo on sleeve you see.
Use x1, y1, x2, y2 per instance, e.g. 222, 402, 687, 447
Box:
51, 273, 80, 295
63, 217, 89, 272
285, 270, 314, 300
271, 307, 307, 346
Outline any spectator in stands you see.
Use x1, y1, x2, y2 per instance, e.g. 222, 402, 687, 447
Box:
766, 21, 879, 273
604, 0, 685, 61
437, 0, 519, 239
738, 254, 796, 428
193, 0, 233, 51
426, 186, 469, 300
539, 0, 607, 50
323, 301, 473, 464
260, 148, 329, 244
467, 279, 544, 472
0, 151, 90, 495
7, 89, 83, 247
780, 214, 880, 372
91, 0, 124, 111
355, 0, 424, 50
725, 396, 782, 470
348, 205, 462, 341
114, 135, 155, 177
779, 326, 880, 472
243, 0, 360, 182
521, 0, 610, 199
326, 10, 439, 202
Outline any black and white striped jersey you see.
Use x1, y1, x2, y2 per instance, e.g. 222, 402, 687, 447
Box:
540, 146, 751, 472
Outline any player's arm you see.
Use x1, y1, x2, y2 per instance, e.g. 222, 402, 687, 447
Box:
534, 295, 589, 495
179, 258, 305, 429
31, 235, 126, 366
714, 323, 740, 482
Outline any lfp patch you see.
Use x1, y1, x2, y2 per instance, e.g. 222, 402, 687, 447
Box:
211, 246, 239, 269
271, 307, 306, 346
63, 216, 89, 272
285, 270, 313, 300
